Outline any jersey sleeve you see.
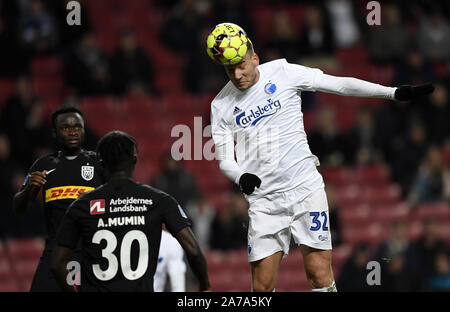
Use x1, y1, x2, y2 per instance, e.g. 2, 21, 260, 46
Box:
282, 61, 324, 92
210, 103, 245, 184
55, 201, 82, 249
160, 196, 191, 236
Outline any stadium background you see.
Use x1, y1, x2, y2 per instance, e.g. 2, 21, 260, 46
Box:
0, 0, 449, 291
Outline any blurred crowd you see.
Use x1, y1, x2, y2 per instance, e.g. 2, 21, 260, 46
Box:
0, 0, 450, 291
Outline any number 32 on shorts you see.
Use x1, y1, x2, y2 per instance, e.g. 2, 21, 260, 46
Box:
309, 211, 329, 231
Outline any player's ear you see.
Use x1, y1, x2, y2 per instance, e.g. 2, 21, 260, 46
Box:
252, 53, 259, 66
133, 155, 137, 165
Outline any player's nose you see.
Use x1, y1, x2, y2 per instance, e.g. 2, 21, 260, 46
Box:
233, 68, 243, 80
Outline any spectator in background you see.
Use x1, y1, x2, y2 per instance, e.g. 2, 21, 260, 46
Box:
151, 154, 199, 209
20, 0, 57, 55
308, 106, 348, 167
427, 252, 450, 291
160, 0, 206, 55
24, 99, 53, 159
110, 30, 154, 95
391, 121, 428, 196
373, 98, 414, 166
393, 49, 435, 86
443, 138, 450, 166
408, 145, 450, 206
337, 244, 374, 291
409, 217, 446, 290
346, 105, 379, 165
263, 10, 299, 63
325, 0, 360, 48
211, 0, 254, 44
0, 133, 45, 238
63, 32, 110, 95
48, 0, 92, 52
0, 0, 27, 77
210, 188, 248, 251
298, 3, 335, 59
186, 194, 216, 251
0, 75, 40, 167
418, 10, 450, 63
420, 83, 450, 145
0, 133, 20, 238
373, 220, 414, 291
184, 26, 228, 93
368, 3, 411, 65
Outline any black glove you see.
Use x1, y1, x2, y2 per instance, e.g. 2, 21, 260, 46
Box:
394, 83, 434, 101
239, 173, 262, 195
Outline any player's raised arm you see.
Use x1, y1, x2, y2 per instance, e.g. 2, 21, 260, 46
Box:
312, 72, 434, 100
13, 170, 47, 213
175, 227, 211, 292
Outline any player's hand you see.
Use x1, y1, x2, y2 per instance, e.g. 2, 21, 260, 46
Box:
25, 171, 47, 190
394, 83, 434, 101
239, 173, 262, 195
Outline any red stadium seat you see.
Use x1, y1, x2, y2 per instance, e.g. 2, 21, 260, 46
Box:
7, 238, 44, 260
277, 270, 310, 292
31, 56, 62, 77
0, 78, 15, 106
13, 258, 39, 285
360, 184, 402, 205
413, 202, 450, 222
320, 166, 351, 185
342, 223, 388, 246
371, 202, 410, 224
0, 280, 21, 292
354, 165, 391, 186
205, 250, 227, 274
0, 257, 14, 281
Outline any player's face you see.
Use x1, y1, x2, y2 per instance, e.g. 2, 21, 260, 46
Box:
224, 52, 260, 91
54, 112, 85, 154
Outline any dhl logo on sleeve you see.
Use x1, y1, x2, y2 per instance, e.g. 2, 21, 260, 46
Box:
45, 186, 95, 202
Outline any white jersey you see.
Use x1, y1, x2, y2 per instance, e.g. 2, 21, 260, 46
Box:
154, 230, 186, 292
211, 58, 396, 201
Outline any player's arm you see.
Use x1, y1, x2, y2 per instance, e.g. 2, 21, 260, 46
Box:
211, 107, 261, 195
313, 73, 434, 101
51, 201, 81, 292
175, 227, 211, 292
162, 196, 211, 291
51, 246, 76, 292
13, 170, 47, 213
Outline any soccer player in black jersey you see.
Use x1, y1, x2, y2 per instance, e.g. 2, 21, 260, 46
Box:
13, 106, 105, 291
51, 131, 211, 292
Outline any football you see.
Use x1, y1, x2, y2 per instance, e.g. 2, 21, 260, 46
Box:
206, 23, 249, 65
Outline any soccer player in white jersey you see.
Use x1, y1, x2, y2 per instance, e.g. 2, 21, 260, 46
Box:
154, 228, 186, 292
209, 23, 434, 292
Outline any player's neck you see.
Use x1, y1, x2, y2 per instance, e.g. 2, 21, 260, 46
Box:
62, 148, 82, 158
106, 170, 133, 181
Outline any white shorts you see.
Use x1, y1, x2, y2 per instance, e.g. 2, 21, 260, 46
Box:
247, 186, 332, 262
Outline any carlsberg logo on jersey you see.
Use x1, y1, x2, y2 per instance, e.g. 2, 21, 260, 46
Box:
236, 99, 281, 128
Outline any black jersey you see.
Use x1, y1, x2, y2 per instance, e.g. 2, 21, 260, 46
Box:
21, 150, 105, 251
56, 177, 191, 292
